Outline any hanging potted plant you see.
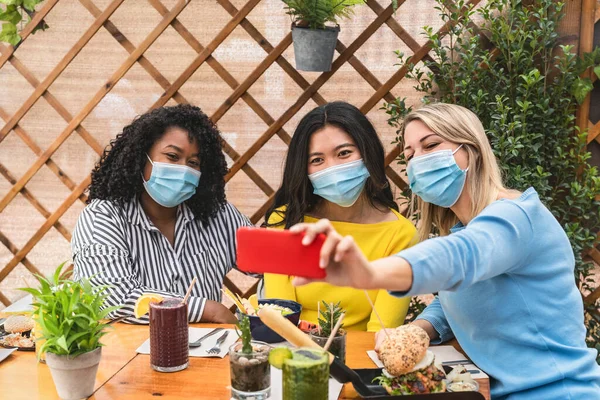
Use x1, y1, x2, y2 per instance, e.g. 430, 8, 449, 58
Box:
282, 0, 365, 72
20, 263, 120, 400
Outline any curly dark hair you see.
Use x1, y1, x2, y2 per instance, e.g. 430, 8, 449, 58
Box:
88, 104, 228, 222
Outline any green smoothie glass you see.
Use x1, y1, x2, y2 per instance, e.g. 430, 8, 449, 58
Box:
282, 348, 329, 400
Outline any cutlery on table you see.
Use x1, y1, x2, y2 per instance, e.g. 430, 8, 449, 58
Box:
206, 331, 230, 355
442, 359, 470, 366
189, 327, 224, 348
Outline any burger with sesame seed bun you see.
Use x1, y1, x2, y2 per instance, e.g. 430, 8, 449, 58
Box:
374, 325, 446, 395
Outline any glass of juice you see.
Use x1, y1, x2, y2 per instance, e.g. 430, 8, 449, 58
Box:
149, 298, 189, 372
282, 348, 329, 400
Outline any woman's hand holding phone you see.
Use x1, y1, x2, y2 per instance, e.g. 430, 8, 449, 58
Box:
289, 218, 377, 288
290, 219, 414, 293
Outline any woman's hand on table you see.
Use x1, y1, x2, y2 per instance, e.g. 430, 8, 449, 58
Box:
201, 300, 238, 324
290, 219, 414, 292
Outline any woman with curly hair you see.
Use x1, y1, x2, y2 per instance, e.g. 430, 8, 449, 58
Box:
72, 104, 250, 323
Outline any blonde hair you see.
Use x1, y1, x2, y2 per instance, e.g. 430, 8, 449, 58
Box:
402, 103, 507, 240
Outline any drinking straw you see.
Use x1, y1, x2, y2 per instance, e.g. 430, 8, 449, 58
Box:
182, 277, 197, 305
323, 313, 345, 352
363, 290, 391, 340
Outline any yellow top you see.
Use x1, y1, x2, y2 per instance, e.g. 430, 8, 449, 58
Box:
264, 206, 418, 332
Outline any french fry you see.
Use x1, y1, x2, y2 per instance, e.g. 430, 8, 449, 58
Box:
221, 288, 245, 312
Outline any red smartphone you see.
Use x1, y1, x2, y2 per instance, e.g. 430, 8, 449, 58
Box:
236, 227, 327, 279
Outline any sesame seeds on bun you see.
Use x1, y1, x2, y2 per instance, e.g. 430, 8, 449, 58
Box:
4, 315, 34, 334
378, 324, 430, 376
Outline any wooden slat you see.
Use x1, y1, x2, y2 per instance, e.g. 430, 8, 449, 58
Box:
587, 122, 600, 144
211, 33, 293, 123
225, 3, 397, 182
146, 0, 279, 195
0, 0, 191, 214
217, 0, 327, 106
0, 230, 43, 285
0, 162, 71, 241
0, 0, 60, 69
360, 0, 483, 115
0, 0, 126, 141
385, 165, 407, 190
585, 285, 600, 305
4, 51, 104, 156
0, 106, 85, 202
336, 39, 396, 104
250, 193, 276, 225
77, 0, 188, 105
575, 0, 596, 132
150, 0, 262, 109
0, 176, 90, 284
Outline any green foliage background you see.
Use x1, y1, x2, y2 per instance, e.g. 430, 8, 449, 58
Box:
281, 0, 365, 30
388, 0, 600, 362
0, 0, 47, 45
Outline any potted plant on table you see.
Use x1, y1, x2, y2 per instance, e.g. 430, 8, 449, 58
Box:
20, 263, 120, 400
282, 0, 365, 71
229, 315, 272, 400
310, 301, 346, 363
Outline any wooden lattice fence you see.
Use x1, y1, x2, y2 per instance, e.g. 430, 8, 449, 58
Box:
0, 0, 597, 309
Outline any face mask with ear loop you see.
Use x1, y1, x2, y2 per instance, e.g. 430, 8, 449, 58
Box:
308, 159, 371, 207
406, 145, 468, 208
142, 154, 201, 208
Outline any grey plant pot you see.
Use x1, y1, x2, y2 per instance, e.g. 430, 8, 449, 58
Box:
45, 347, 102, 400
291, 25, 340, 72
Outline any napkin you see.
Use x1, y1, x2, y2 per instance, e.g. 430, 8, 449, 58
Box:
1, 295, 33, 315
0, 348, 17, 363
229, 366, 344, 400
367, 346, 488, 379
136, 328, 238, 359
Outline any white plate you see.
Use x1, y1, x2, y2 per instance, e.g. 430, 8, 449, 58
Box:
0, 348, 17, 363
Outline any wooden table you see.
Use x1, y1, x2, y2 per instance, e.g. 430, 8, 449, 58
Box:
1, 323, 490, 399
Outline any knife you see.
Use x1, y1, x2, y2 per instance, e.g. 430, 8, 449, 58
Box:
189, 327, 224, 348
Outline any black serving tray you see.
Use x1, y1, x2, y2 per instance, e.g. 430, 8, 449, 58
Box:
349, 368, 485, 399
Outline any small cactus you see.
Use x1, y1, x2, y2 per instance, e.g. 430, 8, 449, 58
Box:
237, 314, 253, 354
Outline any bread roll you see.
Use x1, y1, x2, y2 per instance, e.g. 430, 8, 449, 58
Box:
4, 315, 34, 334
378, 324, 430, 376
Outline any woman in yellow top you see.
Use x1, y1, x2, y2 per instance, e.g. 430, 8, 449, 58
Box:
263, 101, 418, 331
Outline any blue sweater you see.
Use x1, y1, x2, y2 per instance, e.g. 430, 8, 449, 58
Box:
393, 188, 600, 400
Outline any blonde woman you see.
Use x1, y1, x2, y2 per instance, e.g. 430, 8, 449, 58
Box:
291, 103, 600, 399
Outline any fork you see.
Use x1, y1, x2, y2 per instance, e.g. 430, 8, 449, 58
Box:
205, 331, 229, 355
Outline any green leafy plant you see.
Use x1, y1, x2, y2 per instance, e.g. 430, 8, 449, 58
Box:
282, 0, 365, 30
384, 0, 600, 362
0, 0, 48, 46
317, 300, 344, 337
20, 262, 120, 358
236, 314, 253, 354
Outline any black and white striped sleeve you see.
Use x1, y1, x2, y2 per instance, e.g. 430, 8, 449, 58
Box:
71, 202, 205, 324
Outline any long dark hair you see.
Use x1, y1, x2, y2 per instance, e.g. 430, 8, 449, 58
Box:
265, 101, 398, 228
88, 104, 228, 223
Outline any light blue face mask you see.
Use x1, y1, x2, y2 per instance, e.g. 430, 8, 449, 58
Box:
406, 145, 468, 208
308, 159, 370, 207
142, 154, 201, 208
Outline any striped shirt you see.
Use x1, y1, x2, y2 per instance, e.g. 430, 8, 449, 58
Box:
71, 197, 252, 323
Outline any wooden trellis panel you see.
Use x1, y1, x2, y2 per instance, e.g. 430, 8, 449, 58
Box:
580, 0, 600, 306
0, 0, 594, 309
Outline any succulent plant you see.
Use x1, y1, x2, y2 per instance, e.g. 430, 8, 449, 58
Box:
317, 301, 344, 337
